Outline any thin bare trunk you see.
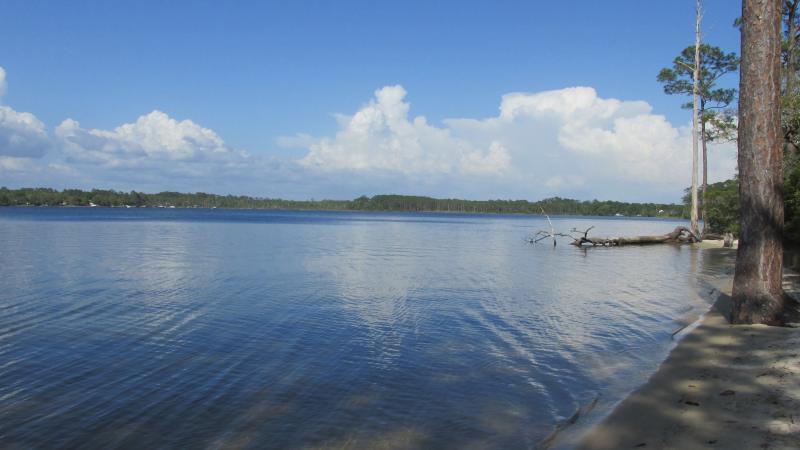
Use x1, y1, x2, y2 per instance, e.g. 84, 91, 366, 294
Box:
701, 100, 708, 235
732, 0, 785, 325
690, 0, 702, 236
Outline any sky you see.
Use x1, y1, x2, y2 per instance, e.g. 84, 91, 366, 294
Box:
0, 0, 743, 202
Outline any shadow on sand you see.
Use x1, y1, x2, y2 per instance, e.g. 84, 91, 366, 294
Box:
575, 290, 800, 449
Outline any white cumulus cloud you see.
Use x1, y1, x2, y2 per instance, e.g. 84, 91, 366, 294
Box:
45, 110, 298, 193
0, 66, 50, 159
56, 110, 251, 167
0, 67, 294, 193
0, 106, 50, 158
300, 85, 512, 176
52, 110, 271, 187
1, 66, 737, 202
294, 85, 736, 201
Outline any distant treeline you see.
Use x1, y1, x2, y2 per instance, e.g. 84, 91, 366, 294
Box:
0, 187, 685, 217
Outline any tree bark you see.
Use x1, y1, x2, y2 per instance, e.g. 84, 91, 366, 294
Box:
690, 0, 702, 236
732, 0, 786, 325
701, 99, 708, 236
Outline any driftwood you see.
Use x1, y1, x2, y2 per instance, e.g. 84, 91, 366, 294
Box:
723, 232, 734, 248
528, 208, 574, 247
569, 225, 700, 247
691, 232, 735, 247
528, 209, 702, 248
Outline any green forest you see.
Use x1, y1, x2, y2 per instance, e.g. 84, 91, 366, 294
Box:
0, 187, 685, 218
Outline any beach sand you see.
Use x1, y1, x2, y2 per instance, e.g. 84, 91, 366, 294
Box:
576, 274, 800, 449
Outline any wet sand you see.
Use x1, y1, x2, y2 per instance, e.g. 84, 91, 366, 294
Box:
576, 275, 800, 449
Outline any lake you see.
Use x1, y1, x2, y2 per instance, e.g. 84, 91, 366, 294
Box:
0, 208, 735, 449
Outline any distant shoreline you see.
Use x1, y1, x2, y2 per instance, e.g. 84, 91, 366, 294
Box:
0, 187, 686, 218
0, 203, 690, 219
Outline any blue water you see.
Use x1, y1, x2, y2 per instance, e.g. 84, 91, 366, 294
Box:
0, 208, 734, 449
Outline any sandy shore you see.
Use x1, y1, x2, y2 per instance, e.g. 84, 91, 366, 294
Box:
576, 276, 800, 449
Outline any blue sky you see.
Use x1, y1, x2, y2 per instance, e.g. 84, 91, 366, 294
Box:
0, 0, 742, 202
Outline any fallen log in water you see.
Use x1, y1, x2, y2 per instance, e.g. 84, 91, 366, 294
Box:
527, 211, 702, 248
569, 225, 700, 247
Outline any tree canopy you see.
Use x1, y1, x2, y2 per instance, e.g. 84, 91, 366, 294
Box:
657, 44, 739, 142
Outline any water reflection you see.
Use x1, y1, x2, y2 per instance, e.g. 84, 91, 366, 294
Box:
302, 214, 735, 448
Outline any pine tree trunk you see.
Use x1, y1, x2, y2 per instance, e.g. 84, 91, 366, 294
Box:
690, 0, 701, 236
732, 0, 786, 325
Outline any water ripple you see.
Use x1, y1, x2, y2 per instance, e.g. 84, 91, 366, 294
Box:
0, 208, 734, 449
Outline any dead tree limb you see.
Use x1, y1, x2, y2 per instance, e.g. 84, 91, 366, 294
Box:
529, 230, 574, 245
527, 208, 568, 247
542, 207, 556, 247
570, 226, 595, 240
570, 226, 701, 247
